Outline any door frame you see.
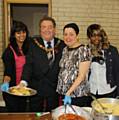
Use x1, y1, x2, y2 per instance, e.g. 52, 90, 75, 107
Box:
4, 0, 52, 47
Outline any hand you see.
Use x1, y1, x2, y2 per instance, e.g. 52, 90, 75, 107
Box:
17, 80, 28, 88
0, 82, 9, 92
63, 95, 72, 105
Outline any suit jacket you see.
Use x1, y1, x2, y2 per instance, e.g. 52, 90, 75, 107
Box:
21, 37, 65, 97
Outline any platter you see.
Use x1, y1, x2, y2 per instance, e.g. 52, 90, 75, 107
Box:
7, 86, 37, 96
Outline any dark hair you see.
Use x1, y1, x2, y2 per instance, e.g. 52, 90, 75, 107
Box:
39, 16, 56, 28
87, 24, 110, 55
63, 23, 79, 35
87, 24, 102, 38
10, 21, 30, 55
87, 24, 109, 49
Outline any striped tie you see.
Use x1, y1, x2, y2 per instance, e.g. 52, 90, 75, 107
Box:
47, 42, 53, 65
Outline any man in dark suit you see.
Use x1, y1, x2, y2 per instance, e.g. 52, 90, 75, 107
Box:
20, 16, 65, 112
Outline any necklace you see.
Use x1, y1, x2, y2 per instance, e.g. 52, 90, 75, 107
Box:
34, 38, 61, 53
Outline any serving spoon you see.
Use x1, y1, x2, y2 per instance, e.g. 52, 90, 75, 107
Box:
90, 94, 112, 114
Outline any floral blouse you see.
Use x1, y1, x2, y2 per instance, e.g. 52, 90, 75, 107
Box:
56, 44, 91, 97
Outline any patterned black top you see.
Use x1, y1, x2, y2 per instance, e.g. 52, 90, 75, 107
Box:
56, 44, 91, 97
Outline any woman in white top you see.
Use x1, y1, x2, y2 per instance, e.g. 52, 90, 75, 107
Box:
87, 24, 119, 98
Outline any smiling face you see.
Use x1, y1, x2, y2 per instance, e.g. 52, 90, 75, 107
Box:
90, 30, 102, 46
40, 20, 56, 41
15, 31, 26, 44
63, 28, 79, 48
87, 24, 103, 47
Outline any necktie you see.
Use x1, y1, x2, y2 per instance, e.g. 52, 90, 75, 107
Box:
47, 42, 54, 65
47, 41, 52, 49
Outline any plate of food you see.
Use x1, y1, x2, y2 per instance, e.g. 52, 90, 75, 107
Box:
58, 113, 86, 120
52, 105, 92, 120
7, 86, 37, 96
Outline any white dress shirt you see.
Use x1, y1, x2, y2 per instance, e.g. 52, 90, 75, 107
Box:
43, 39, 54, 48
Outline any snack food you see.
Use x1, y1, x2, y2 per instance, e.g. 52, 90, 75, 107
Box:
58, 113, 85, 120
94, 103, 119, 115
9, 87, 31, 96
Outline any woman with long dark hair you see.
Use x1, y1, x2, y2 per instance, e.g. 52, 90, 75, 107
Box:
87, 24, 119, 99
1, 21, 30, 112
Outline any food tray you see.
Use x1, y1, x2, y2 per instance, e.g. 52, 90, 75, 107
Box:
7, 86, 37, 96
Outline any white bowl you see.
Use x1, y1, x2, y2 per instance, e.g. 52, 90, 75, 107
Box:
52, 105, 92, 120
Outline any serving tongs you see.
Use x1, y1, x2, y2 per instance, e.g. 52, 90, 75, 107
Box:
69, 104, 78, 115
64, 104, 78, 120
64, 105, 67, 120
64, 104, 67, 114
64, 104, 78, 115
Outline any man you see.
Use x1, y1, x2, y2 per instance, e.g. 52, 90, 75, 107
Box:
20, 16, 65, 112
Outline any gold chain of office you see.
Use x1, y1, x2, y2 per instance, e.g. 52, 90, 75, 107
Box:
34, 39, 61, 52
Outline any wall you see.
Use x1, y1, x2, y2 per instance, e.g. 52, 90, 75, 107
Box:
0, 0, 3, 83
52, 0, 119, 47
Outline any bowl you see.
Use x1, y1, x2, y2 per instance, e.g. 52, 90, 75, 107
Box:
91, 98, 119, 120
52, 105, 92, 120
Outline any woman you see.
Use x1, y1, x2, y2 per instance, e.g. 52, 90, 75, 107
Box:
56, 23, 92, 107
1, 21, 30, 112
87, 24, 119, 98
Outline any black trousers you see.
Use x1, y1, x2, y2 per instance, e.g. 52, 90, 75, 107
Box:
59, 95, 92, 107
91, 88, 117, 99
29, 93, 59, 112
